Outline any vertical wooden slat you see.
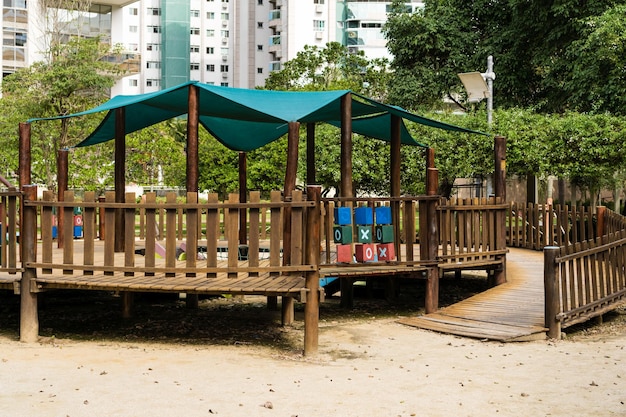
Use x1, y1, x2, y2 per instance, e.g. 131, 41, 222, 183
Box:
83, 191, 95, 275
205, 193, 219, 278
249, 191, 260, 275
165, 192, 177, 277
186, 192, 198, 278
227, 194, 239, 277
104, 191, 115, 276
62, 191, 74, 275
124, 192, 136, 276
41, 191, 54, 274
145, 193, 156, 277
404, 199, 415, 262
290, 190, 303, 266
270, 191, 281, 272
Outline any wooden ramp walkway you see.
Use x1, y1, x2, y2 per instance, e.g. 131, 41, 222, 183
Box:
399, 248, 548, 341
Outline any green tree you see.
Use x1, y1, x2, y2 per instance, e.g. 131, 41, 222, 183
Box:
1, 31, 123, 190
383, 0, 621, 113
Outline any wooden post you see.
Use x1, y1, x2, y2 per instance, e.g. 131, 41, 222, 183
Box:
596, 206, 606, 239
114, 107, 126, 252
340, 93, 353, 199
238, 152, 247, 244
306, 123, 316, 185
388, 114, 402, 298
186, 192, 199, 309
20, 185, 38, 342
186, 84, 199, 193
426, 147, 435, 170
18, 122, 31, 189
185, 83, 200, 309
493, 135, 507, 285
282, 121, 300, 266
304, 185, 321, 356
57, 149, 68, 249
425, 168, 439, 313
122, 192, 136, 318
340, 94, 354, 308
544, 246, 561, 339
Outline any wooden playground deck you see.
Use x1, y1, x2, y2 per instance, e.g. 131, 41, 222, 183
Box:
400, 247, 548, 341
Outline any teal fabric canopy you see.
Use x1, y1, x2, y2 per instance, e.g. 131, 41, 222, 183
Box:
27, 81, 487, 151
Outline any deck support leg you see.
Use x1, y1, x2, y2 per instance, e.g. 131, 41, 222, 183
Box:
281, 296, 294, 325
267, 296, 278, 311
121, 292, 134, 319
340, 278, 354, 309
385, 277, 398, 302
425, 267, 439, 314
20, 185, 38, 342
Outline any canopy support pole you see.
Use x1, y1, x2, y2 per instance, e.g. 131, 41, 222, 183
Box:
340, 93, 354, 309
239, 152, 247, 244
186, 84, 200, 309
493, 135, 507, 286
18, 122, 31, 188
57, 149, 68, 248
114, 107, 125, 253
281, 121, 300, 324
306, 123, 316, 185
387, 114, 402, 299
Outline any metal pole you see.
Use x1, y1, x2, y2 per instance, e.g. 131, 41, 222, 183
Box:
486, 55, 494, 126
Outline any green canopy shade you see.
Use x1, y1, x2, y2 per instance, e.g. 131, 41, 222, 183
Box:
27, 81, 487, 150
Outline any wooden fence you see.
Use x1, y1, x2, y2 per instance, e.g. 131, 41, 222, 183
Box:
437, 197, 508, 281
544, 230, 626, 337
0, 188, 21, 292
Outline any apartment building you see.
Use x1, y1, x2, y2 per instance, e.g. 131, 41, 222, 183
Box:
1, 0, 423, 95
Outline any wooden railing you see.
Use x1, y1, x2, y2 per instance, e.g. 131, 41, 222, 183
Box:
536, 204, 626, 338
507, 202, 597, 250
437, 197, 508, 278
0, 187, 21, 275
28, 189, 315, 279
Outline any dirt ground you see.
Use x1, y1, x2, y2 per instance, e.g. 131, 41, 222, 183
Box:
0, 277, 625, 417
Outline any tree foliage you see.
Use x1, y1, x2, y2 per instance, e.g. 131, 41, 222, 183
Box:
384, 0, 624, 114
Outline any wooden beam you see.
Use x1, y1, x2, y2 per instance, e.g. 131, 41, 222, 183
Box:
20, 185, 38, 342
306, 123, 316, 185
114, 107, 126, 252
18, 122, 31, 189
56, 149, 69, 249
494, 135, 507, 285
282, 121, 300, 266
340, 94, 353, 198
186, 84, 199, 192
304, 185, 321, 356
239, 152, 247, 244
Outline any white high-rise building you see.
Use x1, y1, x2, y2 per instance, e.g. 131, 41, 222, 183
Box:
1, 1, 423, 96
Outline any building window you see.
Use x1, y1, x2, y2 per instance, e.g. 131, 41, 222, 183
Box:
220, 64, 228, 72
221, 12, 229, 19
207, 12, 215, 19
257, 22, 263, 28
146, 61, 161, 69
313, 20, 325, 31
147, 43, 161, 51
148, 25, 161, 33
129, 25, 138, 33
206, 47, 214, 54
190, 63, 200, 70
221, 0, 228, 2
190, 27, 200, 35
129, 7, 138, 15
147, 8, 161, 16
129, 79, 138, 86
146, 79, 161, 87
257, 44, 263, 51
257, 0, 262, 4
257, 67, 263, 74
128, 43, 138, 51
220, 82, 229, 87
220, 47, 229, 55
191, 9, 199, 17
207, 64, 215, 72
190, 45, 200, 53
221, 30, 229, 37
207, 29, 215, 37
314, 0, 324, 3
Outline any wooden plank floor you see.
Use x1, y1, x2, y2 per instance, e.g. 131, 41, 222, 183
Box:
399, 248, 548, 341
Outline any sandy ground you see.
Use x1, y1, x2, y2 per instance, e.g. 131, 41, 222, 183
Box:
1, 316, 625, 417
